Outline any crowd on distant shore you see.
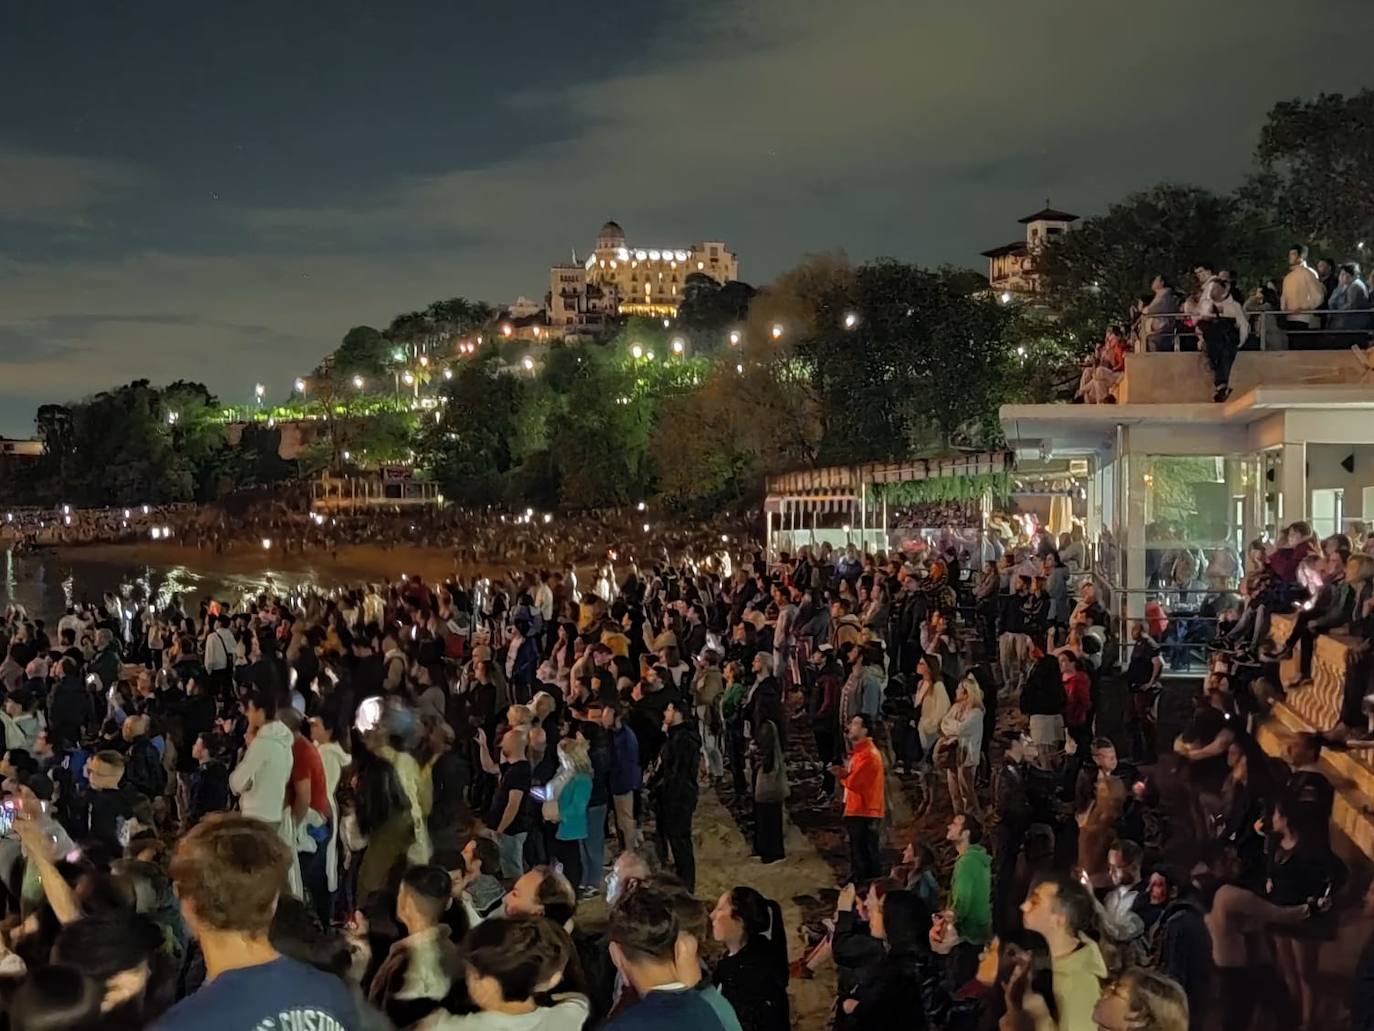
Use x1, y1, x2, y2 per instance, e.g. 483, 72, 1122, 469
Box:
1, 496, 755, 575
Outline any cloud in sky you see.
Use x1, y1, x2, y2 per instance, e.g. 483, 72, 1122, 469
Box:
0, 0, 1370, 435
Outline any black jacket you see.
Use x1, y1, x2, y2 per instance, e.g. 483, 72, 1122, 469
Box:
715, 941, 790, 1031
1020, 656, 1066, 717
651, 721, 701, 812
48, 674, 92, 746
841, 949, 931, 1030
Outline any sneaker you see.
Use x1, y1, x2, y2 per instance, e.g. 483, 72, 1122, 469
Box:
577, 886, 601, 900
1213, 385, 1232, 403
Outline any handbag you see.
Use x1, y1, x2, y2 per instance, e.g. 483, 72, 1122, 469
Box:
934, 736, 961, 771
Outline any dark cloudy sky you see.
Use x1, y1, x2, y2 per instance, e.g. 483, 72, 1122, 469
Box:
1, 0, 1369, 436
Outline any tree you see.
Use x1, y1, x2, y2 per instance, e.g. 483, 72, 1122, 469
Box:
676, 274, 757, 343
419, 356, 525, 505
1244, 90, 1374, 258
333, 326, 391, 380
1038, 184, 1278, 357
792, 260, 1023, 459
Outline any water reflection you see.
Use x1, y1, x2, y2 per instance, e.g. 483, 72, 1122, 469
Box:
1, 549, 327, 620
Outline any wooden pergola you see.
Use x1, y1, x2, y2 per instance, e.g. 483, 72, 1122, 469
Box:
763, 451, 1012, 559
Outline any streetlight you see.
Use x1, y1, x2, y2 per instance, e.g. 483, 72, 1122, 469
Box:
501, 323, 513, 337
418, 355, 428, 367
342, 450, 351, 461
294, 377, 307, 394
728, 330, 741, 346
521, 356, 534, 371
443, 367, 453, 380
402, 371, 415, 385
352, 375, 365, 390
254, 383, 265, 402
770, 324, 783, 340
645, 350, 655, 361
631, 344, 643, 359
843, 312, 858, 329
671, 338, 684, 355
166, 411, 179, 426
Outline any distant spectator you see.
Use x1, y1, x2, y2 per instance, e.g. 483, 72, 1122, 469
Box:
1281, 243, 1326, 333
1145, 274, 1183, 352
1195, 277, 1249, 402
1329, 263, 1372, 336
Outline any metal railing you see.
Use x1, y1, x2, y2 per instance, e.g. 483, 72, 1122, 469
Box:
1133, 305, 1374, 353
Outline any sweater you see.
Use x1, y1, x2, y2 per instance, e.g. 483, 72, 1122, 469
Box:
950, 844, 992, 943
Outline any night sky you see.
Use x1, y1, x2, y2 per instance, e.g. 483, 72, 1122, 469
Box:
2, 0, 1369, 436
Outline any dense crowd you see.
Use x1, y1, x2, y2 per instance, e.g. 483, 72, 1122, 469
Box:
1076, 242, 1374, 405
0, 515, 1366, 1030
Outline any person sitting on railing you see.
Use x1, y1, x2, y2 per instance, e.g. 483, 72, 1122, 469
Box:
1328, 262, 1372, 337
1280, 242, 1326, 334
1074, 325, 1127, 404
1195, 277, 1250, 402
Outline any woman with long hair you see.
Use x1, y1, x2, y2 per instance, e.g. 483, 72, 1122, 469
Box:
937, 675, 985, 817
837, 888, 933, 1028
544, 737, 592, 891
710, 886, 790, 1031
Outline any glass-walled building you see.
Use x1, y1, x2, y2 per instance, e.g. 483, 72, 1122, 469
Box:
1003, 350, 1374, 650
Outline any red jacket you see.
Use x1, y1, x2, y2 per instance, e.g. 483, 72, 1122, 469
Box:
1063, 672, 1092, 727
840, 738, 885, 819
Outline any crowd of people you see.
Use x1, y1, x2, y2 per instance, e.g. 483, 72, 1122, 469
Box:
1076, 242, 1374, 405
0, 513, 1366, 1030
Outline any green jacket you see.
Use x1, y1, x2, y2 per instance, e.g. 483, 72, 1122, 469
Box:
950, 844, 992, 944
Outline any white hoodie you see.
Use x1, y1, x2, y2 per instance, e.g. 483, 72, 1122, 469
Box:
422, 995, 589, 1030
228, 720, 294, 823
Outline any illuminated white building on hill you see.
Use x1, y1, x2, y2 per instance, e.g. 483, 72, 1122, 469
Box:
547, 221, 739, 331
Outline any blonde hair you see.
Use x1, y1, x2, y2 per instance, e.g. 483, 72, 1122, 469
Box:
1112, 967, 1190, 1031
558, 736, 592, 775
958, 676, 985, 710
507, 705, 534, 728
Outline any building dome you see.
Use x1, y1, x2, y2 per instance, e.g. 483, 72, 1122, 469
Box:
596, 220, 626, 248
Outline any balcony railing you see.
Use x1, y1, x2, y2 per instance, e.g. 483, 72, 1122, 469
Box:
1135, 306, 1374, 353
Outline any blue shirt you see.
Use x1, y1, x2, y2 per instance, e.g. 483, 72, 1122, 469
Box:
150, 955, 359, 1031
555, 772, 593, 841
609, 987, 735, 1030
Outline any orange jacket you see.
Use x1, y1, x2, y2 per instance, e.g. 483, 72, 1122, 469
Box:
840, 738, 885, 819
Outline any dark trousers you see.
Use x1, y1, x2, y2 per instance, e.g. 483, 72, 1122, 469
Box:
843, 816, 883, 883
1202, 321, 1239, 389
813, 720, 838, 793
727, 723, 748, 797
753, 800, 785, 862
658, 801, 697, 892
552, 836, 582, 892
300, 843, 331, 928
993, 820, 1027, 933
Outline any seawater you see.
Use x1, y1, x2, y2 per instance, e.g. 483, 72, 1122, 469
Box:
1, 548, 333, 622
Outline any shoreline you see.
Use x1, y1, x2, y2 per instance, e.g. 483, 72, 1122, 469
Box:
52, 541, 472, 585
